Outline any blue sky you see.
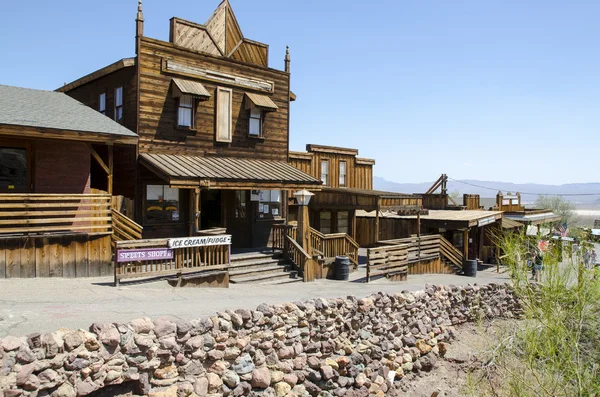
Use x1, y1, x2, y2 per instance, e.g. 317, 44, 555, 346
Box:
1, 0, 599, 185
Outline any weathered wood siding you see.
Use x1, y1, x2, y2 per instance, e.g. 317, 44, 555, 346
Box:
138, 37, 290, 161
356, 217, 418, 247
0, 234, 111, 279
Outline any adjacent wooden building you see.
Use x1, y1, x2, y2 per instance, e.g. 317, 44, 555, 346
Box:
58, 0, 321, 248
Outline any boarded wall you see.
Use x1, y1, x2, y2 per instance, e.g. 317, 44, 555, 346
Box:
0, 234, 112, 279
356, 217, 418, 247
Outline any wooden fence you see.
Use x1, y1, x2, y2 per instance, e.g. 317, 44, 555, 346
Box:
0, 193, 112, 235
366, 234, 464, 282
355, 216, 418, 248
0, 233, 112, 278
114, 236, 231, 286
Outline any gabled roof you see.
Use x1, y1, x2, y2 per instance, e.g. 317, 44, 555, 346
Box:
0, 85, 138, 143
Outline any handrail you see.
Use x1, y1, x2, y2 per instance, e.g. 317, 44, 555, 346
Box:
284, 234, 313, 282
111, 209, 143, 242
439, 236, 464, 269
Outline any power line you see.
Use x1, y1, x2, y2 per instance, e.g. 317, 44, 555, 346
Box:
447, 177, 600, 197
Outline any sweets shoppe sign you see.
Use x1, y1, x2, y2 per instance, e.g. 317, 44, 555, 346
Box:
116, 235, 232, 262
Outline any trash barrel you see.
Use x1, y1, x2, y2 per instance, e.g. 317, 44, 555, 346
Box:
334, 256, 350, 281
464, 259, 478, 277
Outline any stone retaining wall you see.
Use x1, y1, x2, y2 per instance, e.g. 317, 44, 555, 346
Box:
0, 283, 521, 397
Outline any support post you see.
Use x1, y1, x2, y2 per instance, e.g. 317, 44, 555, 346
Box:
478, 225, 485, 261
417, 211, 421, 260
463, 228, 470, 261
107, 144, 113, 195
375, 199, 381, 243
194, 188, 200, 233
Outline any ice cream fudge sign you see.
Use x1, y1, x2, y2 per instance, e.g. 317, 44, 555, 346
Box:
168, 235, 232, 249
116, 248, 174, 263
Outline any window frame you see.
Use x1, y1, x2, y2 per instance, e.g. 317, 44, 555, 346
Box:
143, 184, 183, 226
339, 161, 347, 187
321, 159, 329, 186
114, 86, 124, 124
256, 189, 282, 220
0, 139, 32, 193
248, 107, 263, 138
98, 92, 106, 115
177, 95, 195, 129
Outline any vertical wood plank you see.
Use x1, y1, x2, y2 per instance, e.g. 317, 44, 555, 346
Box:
0, 239, 5, 279
6, 237, 21, 278
63, 237, 77, 278
75, 235, 89, 278
35, 238, 48, 278
99, 236, 112, 277
88, 237, 101, 277
20, 237, 36, 278
48, 237, 63, 278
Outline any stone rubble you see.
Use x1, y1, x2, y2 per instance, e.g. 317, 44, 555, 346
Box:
0, 283, 521, 397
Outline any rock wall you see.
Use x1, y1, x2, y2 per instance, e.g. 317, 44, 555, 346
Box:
0, 283, 521, 397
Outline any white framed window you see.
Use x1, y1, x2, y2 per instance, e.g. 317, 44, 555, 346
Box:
98, 93, 106, 115
216, 87, 232, 142
114, 86, 123, 123
339, 161, 347, 187
321, 160, 329, 186
178, 95, 194, 128
249, 108, 262, 137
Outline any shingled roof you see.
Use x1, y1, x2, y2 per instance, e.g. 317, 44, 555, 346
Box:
0, 84, 137, 140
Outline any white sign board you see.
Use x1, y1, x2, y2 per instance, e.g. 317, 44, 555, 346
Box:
477, 216, 496, 227
168, 235, 232, 249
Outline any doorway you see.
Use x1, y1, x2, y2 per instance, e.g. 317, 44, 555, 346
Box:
201, 190, 222, 230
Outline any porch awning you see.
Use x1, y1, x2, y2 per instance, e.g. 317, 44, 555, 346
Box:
172, 78, 211, 99
245, 92, 278, 111
140, 153, 322, 190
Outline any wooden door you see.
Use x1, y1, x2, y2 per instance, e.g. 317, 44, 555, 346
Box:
223, 190, 251, 248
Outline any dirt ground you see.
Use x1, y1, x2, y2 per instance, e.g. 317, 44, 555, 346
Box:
398, 319, 516, 397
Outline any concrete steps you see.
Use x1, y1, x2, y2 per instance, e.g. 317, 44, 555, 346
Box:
229, 251, 298, 285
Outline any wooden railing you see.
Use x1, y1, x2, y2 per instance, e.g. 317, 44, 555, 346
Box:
439, 235, 464, 269
114, 237, 231, 286
111, 209, 143, 242
0, 194, 112, 235
272, 224, 297, 251
367, 234, 464, 281
310, 228, 360, 267
283, 234, 314, 282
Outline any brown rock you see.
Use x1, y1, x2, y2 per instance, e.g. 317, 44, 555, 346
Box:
251, 367, 271, 389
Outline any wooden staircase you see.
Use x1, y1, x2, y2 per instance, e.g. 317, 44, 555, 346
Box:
228, 251, 301, 285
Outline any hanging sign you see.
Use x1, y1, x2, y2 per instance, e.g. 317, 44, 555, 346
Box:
477, 216, 496, 227
117, 248, 174, 263
168, 235, 232, 249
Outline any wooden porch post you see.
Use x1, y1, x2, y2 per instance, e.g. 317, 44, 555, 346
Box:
463, 228, 470, 260
194, 188, 200, 233
107, 144, 113, 195
351, 209, 357, 238
375, 199, 381, 243
478, 226, 485, 261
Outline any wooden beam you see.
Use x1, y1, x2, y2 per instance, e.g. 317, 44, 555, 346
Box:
194, 188, 201, 233
463, 229, 470, 261
375, 198, 381, 242
87, 144, 109, 175
107, 144, 113, 195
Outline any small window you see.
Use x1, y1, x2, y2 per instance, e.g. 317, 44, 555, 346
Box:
178, 95, 194, 128
337, 211, 349, 234
339, 161, 347, 187
145, 185, 181, 224
114, 86, 124, 123
98, 93, 106, 115
235, 190, 247, 218
249, 108, 263, 137
321, 160, 329, 186
257, 190, 281, 218
0, 147, 28, 192
319, 211, 332, 234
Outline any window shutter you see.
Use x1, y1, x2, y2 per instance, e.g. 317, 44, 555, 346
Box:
216, 87, 233, 142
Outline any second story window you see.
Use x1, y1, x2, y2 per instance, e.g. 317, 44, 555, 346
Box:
114, 86, 123, 123
339, 161, 347, 187
321, 160, 329, 186
249, 108, 262, 137
178, 95, 194, 128
98, 93, 106, 115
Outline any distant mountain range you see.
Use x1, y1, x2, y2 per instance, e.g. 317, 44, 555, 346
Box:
374, 177, 600, 205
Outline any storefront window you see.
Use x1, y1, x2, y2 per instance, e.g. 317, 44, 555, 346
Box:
337, 211, 349, 234
145, 185, 180, 224
0, 148, 28, 191
257, 190, 281, 218
320, 211, 332, 234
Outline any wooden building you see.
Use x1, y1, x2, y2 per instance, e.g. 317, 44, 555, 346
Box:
495, 191, 561, 227
0, 84, 138, 278
288, 144, 423, 239
58, 1, 321, 248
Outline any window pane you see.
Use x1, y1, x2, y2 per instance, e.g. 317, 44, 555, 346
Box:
320, 211, 332, 234
337, 211, 349, 234
180, 95, 193, 108
271, 190, 281, 203
115, 87, 123, 106
235, 191, 247, 218
145, 185, 180, 223
250, 108, 261, 118
249, 118, 261, 136
321, 161, 329, 185
115, 107, 123, 123
178, 107, 192, 127
259, 190, 271, 202
99, 93, 106, 113
0, 148, 27, 189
